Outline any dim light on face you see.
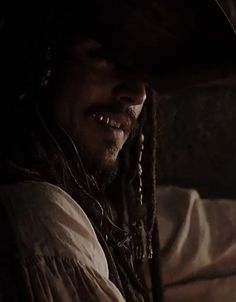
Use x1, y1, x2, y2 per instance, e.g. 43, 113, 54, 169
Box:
52, 40, 147, 177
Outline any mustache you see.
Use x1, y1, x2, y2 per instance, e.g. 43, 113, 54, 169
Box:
86, 102, 137, 127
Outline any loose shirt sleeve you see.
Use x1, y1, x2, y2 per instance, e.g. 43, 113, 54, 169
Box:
158, 186, 236, 302
0, 181, 125, 302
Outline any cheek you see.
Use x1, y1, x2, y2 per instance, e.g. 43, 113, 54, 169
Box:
53, 81, 91, 122
60, 76, 111, 111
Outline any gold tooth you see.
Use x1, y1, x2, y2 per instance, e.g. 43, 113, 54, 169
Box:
110, 120, 115, 127
94, 114, 122, 129
110, 119, 120, 128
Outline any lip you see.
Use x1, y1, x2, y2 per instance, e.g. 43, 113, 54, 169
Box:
90, 112, 132, 133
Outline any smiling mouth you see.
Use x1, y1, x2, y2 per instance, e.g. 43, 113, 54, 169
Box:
91, 113, 131, 132
92, 114, 121, 130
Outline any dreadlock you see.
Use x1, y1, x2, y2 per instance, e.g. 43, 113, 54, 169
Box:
106, 89, 163, 301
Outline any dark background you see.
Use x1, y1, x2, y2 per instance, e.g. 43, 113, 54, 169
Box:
157, 78, 236, 198
153, 1, 236, 198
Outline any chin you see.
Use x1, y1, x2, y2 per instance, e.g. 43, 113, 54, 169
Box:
95, 147, 120, 185
90, 157, 119, 188
79, 142, 120, 187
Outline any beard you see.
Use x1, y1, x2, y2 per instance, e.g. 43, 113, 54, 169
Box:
92, 160, 119, 189
77, 139, 120, 189
74, 116, 140, 190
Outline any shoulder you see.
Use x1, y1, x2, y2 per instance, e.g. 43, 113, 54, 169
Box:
0, 181, 125, 301
158, 186, 236, 302
157, 185, 200, 220
157, 185, 200, 251
158, 185, 236, 251
0, 181, 107, 276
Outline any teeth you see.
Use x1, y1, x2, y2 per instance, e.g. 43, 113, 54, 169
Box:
110, 120, 120, 128
92, 114, 121, 129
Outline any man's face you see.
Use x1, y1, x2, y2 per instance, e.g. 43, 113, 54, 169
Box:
52, 40, 147, 178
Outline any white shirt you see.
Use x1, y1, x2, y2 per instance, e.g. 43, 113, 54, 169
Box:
1, 181, 236, 301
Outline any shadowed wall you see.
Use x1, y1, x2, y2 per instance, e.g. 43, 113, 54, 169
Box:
157, 77, 236, 198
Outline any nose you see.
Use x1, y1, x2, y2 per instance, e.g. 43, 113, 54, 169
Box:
112, 80, 147, 106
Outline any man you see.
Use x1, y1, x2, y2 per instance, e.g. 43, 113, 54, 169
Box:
0, 3, 162, 302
